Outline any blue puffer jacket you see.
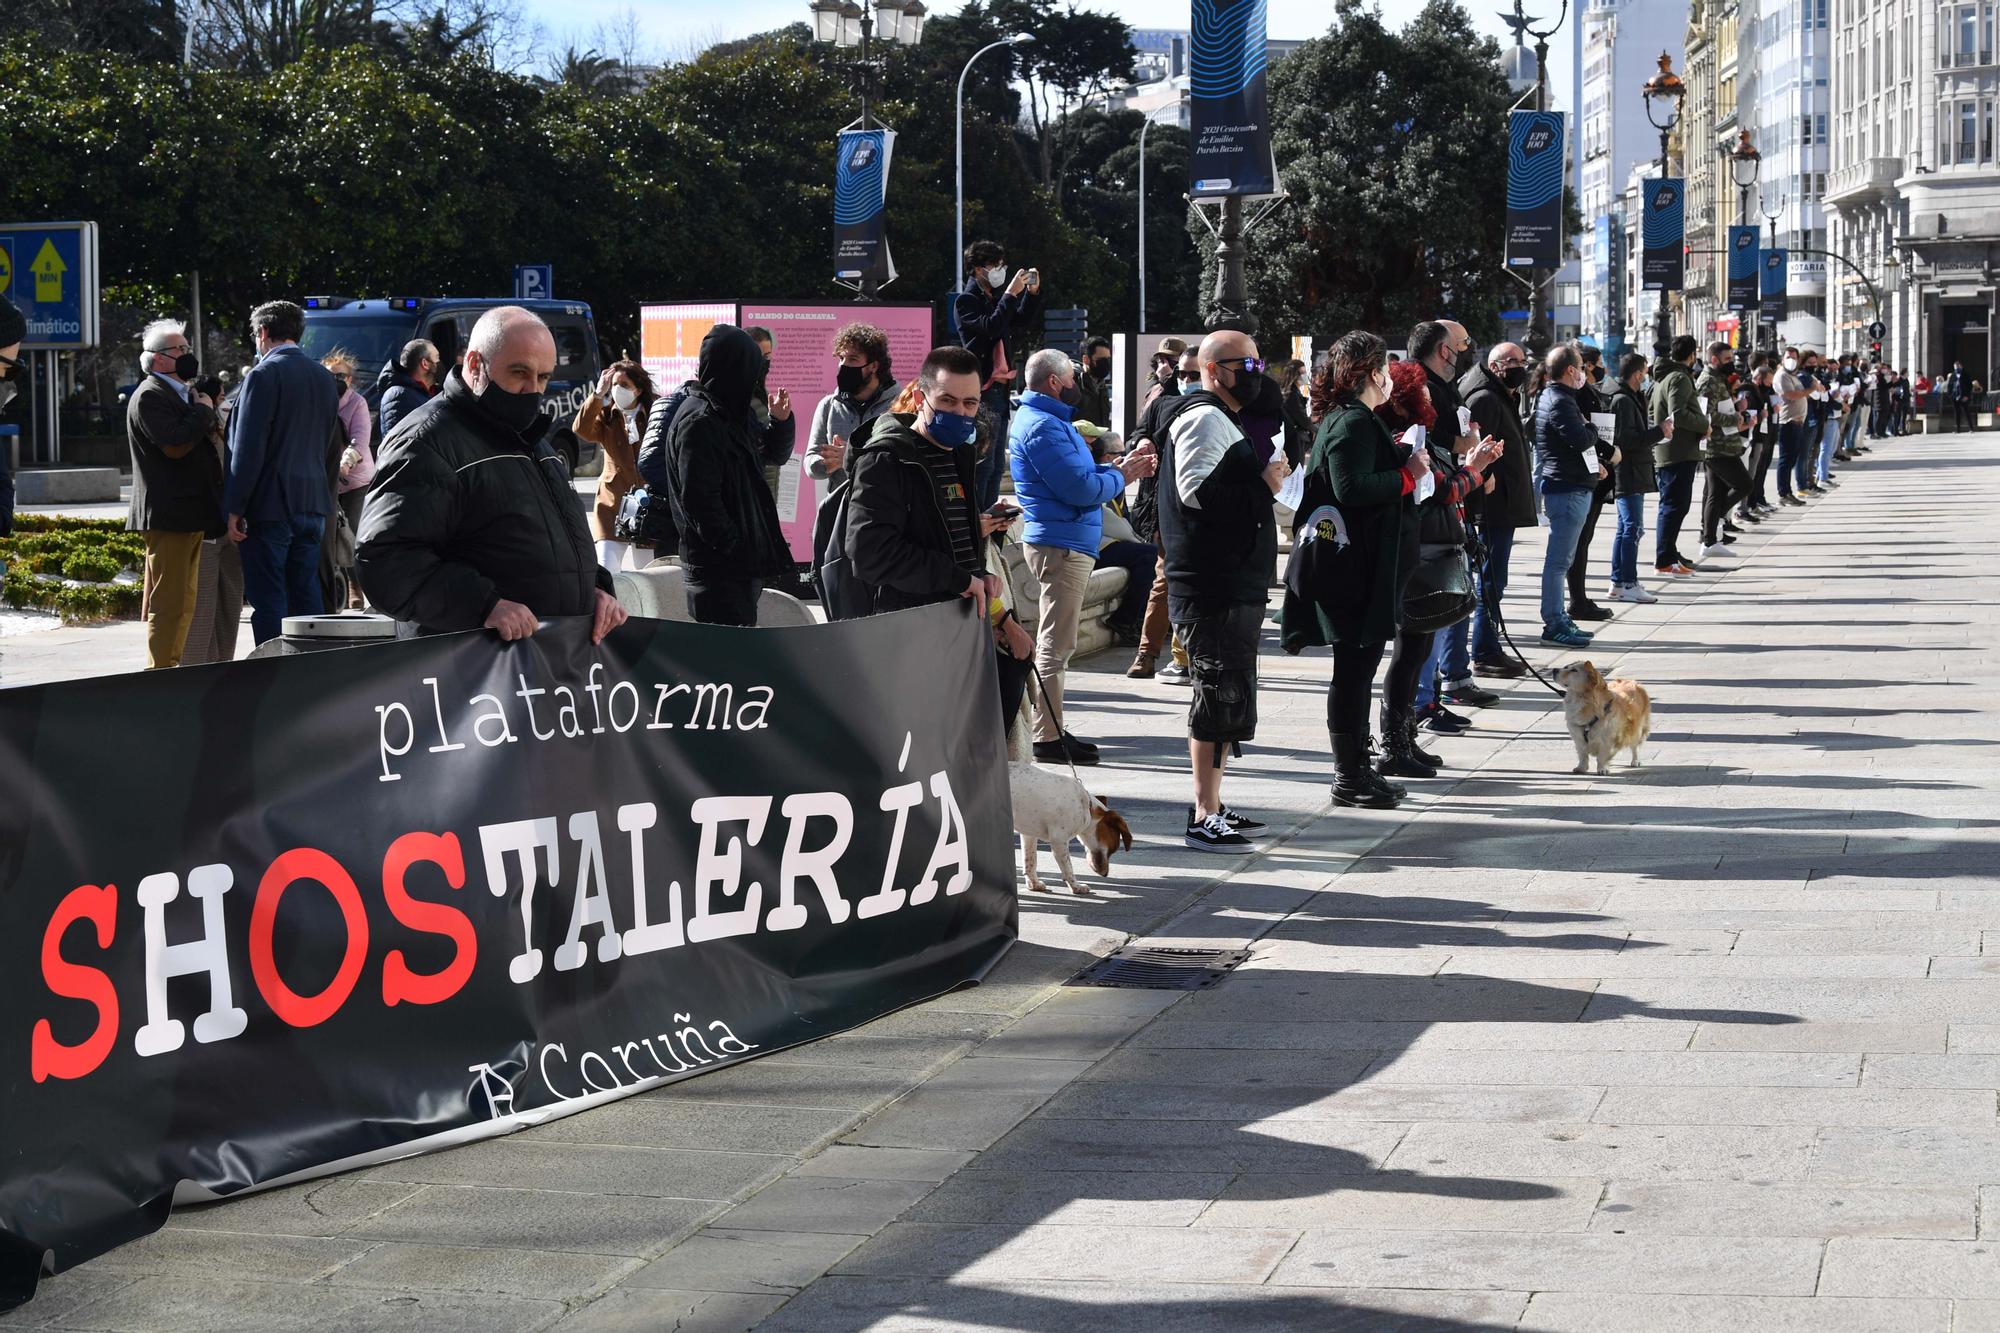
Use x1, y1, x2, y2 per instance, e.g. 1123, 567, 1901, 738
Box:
1009, 390, 1123, 556
1532, 382, 1601, 490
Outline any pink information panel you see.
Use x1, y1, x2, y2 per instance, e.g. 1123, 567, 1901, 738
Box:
739, 303, 935, 562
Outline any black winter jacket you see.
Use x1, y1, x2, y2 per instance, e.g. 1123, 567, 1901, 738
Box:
1532, 382, 1601, 489
845, 415, 985, 614
664, 326, 794, 583
1610, 384, 1665, 496
356, 371, 611, 633
1156, 390, 1276, 614
376, 367, 433, 442
1460, 362, 1535, 528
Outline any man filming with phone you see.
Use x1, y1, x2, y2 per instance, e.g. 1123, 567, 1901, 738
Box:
955, 239, 1043, 510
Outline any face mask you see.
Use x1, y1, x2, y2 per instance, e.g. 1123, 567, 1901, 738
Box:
983, 265, 1008, 289
924, 405, 978, 449
1091, 357, 1110, 378
1501, 366, 1527, 390
474, 375, 545, 434
1057, 381, 1081, 407
836, 363, 869, 396
610, 384, 638, 411
1783, 358, 1798, 370
174, 352, 200, 380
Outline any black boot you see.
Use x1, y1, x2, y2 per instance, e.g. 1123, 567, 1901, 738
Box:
1403, 712, 1444, 768
1377, 709, 1439, 778
1333, 732, 1401, 809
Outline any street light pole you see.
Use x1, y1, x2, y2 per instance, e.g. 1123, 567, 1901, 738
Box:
1136, 98, 1184, 335
1727, 129, 1761, 349
1641, 51, 1687, 359
813, 0, 927, 301
1761, 189, 1786, 351
956, 34, 1030, 295
182, 2, 207, 363
1510, 0, 1569, 356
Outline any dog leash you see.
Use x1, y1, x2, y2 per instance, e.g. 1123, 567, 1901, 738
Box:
1467, 517, 1567, 700
1024, 658, 1089, 788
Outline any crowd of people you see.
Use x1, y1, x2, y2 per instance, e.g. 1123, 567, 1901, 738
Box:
72, 258, 1950, 869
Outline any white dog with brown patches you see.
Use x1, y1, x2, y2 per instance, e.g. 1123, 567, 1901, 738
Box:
1553, 660, 1652, 774
1008, 762, 1133, 895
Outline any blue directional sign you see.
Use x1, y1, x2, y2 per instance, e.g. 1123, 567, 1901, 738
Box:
0, 221, 100, 349
513, 264, 553, 301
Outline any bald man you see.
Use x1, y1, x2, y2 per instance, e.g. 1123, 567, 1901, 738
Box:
358, 305, 626, 644
1153, 329, 1289, 851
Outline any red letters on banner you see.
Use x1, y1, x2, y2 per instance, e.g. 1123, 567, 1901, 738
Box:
380, 832, 476, 1007
30, 884, 119, 1084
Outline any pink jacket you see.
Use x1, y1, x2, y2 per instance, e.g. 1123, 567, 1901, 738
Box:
334, 387, 375, 493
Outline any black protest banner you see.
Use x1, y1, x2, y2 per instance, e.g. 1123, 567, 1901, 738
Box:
1505, 111, 1565, 271
833, 127, 897, 287
1727, 225, 1761, 312
1641, 178, 1685, 292
1189, 0, 1280, 198
0, 601, 1014, 1307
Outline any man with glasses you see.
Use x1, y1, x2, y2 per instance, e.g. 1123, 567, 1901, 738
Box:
1454, 339, 1534, 695
0, 297, 22, 539
126, 317, 223, 667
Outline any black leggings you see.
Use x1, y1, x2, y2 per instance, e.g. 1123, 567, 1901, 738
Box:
1565, 480, 1612, 604
1382, 629, 1433, 716
1326, 639, 1389, 738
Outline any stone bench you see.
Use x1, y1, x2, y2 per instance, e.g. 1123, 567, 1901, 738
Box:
15, 467, 122, 504
610, 563, 815, 627
999, 540, 1131, 661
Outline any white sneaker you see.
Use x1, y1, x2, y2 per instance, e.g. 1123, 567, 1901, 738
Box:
1699, 542, 1734, 560
1612, 581, 1659, 604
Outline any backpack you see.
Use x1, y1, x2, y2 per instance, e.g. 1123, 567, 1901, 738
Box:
809, 473, 877, 622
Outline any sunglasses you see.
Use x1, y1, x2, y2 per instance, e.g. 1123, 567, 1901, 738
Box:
1220, 356, 1268, 374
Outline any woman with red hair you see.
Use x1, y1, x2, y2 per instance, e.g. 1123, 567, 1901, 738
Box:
1372, 360, 1502, 778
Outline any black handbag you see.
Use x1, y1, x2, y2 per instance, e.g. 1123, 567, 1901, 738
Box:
1401, 540, 1475, 633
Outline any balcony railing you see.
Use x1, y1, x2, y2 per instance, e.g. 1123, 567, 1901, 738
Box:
1824, 157, 1900, 206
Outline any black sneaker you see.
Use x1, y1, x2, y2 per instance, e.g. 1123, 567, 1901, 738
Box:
1217, 805, 1266, 832
1185, 810, 1253, 852
1420, 704, 1472, 735
1567, 600, 1614, 621
1443, 680, 1500, 708
1060, 731, 1101, 756
1033, 737, 1100, 767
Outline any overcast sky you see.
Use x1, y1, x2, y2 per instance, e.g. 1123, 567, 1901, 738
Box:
526, 0, 1577, 110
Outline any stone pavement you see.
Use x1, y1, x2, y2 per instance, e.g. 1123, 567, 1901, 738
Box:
6, 431, 1997, 1331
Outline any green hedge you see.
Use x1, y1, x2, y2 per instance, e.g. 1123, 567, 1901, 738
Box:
0, 518, 146, 623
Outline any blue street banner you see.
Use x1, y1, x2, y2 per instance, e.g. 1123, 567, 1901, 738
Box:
1505, 111, 1566, 270
834, 127, 896, 286
0, 221, 100, 350
1761, 247, 1789, 321
1640, 179, 1684, 292
1188, 0, 1280, 198
1727, 225, 1760, 312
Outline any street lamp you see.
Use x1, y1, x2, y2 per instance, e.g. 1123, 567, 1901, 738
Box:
1640, 51, 1686, 356
955, 33, 1031, 294
1727, 129, 1761, 224
812, 0, 925, 299
1760, 188, 1787, 351
1137, 98, 1186, 334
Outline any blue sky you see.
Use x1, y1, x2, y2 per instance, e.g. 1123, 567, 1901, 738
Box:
522, 0, 1577, 108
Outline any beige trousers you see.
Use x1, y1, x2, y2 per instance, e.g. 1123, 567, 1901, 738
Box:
1025, 544, 1095, 743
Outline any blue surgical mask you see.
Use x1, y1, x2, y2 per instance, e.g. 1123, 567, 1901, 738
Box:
924, 407, 978, 449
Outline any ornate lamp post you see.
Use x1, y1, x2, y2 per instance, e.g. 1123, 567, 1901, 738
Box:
811, 0, 926, 298
1641, 51, 1687, 357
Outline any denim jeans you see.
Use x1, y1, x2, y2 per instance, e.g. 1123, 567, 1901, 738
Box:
239, 512, 325, 644
1775, 420, 1805, 497
1654, 461, 1696, 567
1843, 405, 1867, 449
1416, 620, 1448, 704
1437, 615, 1470, 685
1816, 415, 1842, 483
1467, 525, 1516, 662
1537, 484, 1593, 631
977, 384, 1013, 511
1610, 493, 1647, 587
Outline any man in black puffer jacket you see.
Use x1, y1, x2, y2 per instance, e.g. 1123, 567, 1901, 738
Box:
663, 325, 795, 625
358, 307, 625, 643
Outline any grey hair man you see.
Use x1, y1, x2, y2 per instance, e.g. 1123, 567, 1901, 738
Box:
378, 337, 441, 440
1009, 341, 1156, 766
358, 305, 626, 644
127, 315, 223, 667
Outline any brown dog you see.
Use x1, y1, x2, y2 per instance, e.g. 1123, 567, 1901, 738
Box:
1552, 660, 1652, 774
1008, 761, 1133, 895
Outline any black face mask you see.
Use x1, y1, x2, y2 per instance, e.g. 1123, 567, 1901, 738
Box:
1090, 357, 1110, 378
836, 364, 870, 396
475, 378, 545, 434
1501, 366, 1528, 390
1058, 381, 1081, 408
174, 352, 200, 380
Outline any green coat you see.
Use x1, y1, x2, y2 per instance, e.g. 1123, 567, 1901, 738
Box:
1280, 401, 1407, 650
1648, 360, 1710, 467
1694, 366, 1745, 457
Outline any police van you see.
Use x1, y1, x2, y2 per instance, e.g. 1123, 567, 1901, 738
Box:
299, 296, 603, 468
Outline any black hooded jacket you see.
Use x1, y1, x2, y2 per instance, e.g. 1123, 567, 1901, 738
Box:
356, 370, 611, 633
664, 326, 794, 582
844, 414, 985, 614
1460, 360, 1536, 530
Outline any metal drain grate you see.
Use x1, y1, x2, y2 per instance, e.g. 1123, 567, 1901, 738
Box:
1069, 946, 1251, 991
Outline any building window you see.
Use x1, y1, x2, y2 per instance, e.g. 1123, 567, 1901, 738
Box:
1959, 100, 1978, 160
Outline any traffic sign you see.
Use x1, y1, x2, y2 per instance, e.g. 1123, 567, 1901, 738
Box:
1866, 320, 1886, 340
0, 221, 100, 349
513, 264, 553, 301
